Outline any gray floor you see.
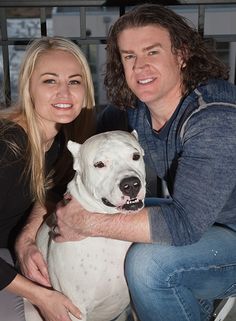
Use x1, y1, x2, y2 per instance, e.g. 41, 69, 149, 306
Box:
224, 300, 236, 321
211, 298, 236, 321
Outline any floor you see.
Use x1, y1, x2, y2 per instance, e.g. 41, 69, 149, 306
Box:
224, 299, 236, 321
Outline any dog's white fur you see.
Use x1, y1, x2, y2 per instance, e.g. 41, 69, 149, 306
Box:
25, 130, 146, 321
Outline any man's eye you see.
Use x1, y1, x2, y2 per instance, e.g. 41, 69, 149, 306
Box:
133, 153, 140, 161
149, 50, 159, 56
124, 54, 135, 61
94, 161, 105, 168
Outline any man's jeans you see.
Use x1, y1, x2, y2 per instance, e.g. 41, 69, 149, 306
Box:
125, 225, 236, 321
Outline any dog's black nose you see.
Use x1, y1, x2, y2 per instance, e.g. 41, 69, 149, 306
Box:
119, 176, 141, 198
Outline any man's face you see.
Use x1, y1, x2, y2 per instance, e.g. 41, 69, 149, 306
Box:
118, 25, 184, 112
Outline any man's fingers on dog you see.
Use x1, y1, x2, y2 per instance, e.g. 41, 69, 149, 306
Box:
53, 234, 63, 243
53, 233, 72, 243
63, 193, 72, 205
55, 194, 72, 210
51, 224, 60, 235
55, 200, 65, 210
53, 232, 86, 243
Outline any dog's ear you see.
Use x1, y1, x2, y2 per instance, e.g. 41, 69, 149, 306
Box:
130, 130, 145, 156
131, 130, 138, 140
67, 140, 81, 171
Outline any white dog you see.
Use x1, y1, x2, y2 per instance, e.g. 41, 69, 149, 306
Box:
26, 130, 146, 321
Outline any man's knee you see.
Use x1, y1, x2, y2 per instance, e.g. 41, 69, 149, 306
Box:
125, 243, 172, 290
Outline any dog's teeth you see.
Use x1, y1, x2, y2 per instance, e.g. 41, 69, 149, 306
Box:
126, 199, 139, 204
122, 199, 144, 211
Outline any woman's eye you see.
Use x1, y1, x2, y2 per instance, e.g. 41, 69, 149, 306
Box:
94, 161, 105, 168
43, 79, 56, 84
69, 80, 81, 85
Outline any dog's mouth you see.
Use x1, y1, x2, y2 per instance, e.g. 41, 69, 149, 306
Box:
102, 197, 144, 212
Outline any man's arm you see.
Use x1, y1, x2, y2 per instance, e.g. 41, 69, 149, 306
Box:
54, 196, 151, 243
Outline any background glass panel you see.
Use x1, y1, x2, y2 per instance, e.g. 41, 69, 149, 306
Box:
6, 7, 42, 39
51, 7, 81, 37
85, 7, 119, 37
8, 44, 26, 103
0, 47, 4, 107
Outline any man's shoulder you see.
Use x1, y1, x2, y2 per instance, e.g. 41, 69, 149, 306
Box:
178, 80, 236, 141
181, 79, 236, 123
195, 79, 236, 104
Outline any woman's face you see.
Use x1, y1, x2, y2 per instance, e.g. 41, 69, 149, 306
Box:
30, 49, 86, 135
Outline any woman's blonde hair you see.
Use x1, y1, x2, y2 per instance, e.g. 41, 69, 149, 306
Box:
1, 36, 95, 205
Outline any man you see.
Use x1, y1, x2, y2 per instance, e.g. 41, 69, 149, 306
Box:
18, 4, 236, 321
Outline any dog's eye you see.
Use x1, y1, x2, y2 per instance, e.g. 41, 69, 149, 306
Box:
133, 153, 140, 161
94, 161, 105, 168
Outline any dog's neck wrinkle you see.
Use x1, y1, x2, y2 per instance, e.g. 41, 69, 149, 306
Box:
67, 175, 119, 214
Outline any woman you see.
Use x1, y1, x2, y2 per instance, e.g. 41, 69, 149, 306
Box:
0, 36, 95, 321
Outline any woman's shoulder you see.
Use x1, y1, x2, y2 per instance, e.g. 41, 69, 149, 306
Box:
0, 118, 28, 161
0, 118, 27, 142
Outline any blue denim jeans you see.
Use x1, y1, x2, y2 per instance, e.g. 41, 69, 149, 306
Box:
125, 225, 236, 321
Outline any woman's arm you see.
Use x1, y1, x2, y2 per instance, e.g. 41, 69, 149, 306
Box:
15, 202, 51, 287
6, 273, 82, 321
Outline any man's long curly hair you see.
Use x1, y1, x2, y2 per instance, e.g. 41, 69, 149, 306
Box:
104, 4, 229, 109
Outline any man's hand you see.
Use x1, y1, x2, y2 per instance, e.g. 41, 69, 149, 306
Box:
54, 196, 90, 242
54, 195, 150, 244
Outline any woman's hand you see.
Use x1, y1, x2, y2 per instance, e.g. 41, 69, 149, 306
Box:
16, 238, 51, 287
15, 201, 51, 287
7, 274, 82, 321
36, 287, 82, 321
